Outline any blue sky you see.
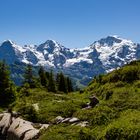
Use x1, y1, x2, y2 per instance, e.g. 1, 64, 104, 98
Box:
0, 0, 140, 48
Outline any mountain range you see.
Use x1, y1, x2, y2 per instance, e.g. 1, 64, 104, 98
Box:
0, 35, 140, 87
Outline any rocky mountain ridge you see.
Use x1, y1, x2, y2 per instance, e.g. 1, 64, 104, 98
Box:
0, 36, 140, 86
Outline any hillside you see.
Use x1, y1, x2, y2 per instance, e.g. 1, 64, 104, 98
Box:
4, 60, 139, 140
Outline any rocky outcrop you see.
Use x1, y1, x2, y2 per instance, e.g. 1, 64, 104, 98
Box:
0, 112, 88, 140
0, 113, 12, 135
82, 95, 99, 109
54, 116, 88, 127
7, 117, 40, 140
0, 113, 49, 140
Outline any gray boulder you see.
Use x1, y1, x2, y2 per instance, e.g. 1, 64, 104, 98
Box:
7, 117, 39, 140
0, 113, 12, 135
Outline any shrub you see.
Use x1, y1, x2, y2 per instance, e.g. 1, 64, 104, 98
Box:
74, 106, 116, 126
17, 101, 38, 122
102, 110, 140, 140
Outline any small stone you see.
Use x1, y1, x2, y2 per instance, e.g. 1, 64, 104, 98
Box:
55, 116, 64, 124
40, 124, 49, 130
32, 103, 39, 111
69, 117, 79, 123
76, 121, 89, 127
61, 118, 71, 123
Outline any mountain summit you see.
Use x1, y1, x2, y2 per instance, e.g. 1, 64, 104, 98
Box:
0, 36, 139, 86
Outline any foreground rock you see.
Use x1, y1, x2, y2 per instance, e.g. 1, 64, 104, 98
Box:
7, 117, 40, 140
0, 113, 49, 140
0, 113, 12, 135
0, 112, 88, 140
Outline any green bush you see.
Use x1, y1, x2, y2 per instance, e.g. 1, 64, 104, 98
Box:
102, 110, 140, 140
16, 101, 39, 122
74, 106, 116, 126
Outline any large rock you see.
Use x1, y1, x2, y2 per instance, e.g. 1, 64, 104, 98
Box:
0, 112, 51, 140
89, 96, 99, 107
0, 113, 12, 135
7, 117, 39, 140
0, 113, 4, 120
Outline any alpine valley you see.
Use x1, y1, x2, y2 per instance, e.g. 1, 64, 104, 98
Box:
0, 35, 140, 87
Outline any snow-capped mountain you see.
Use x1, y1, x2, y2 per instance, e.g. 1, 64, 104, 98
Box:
0, 36, 140, 86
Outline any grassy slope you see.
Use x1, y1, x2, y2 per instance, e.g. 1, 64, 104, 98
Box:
13, 61, 140, 140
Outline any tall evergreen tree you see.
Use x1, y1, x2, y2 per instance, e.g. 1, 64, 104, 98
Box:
23, 64, 36, 88
46, 71, 50, 80
0, 61, 10, 91
48, 70, 56, 92
0, 61, 15, 106
58, 72, 68, 93
38, 66, 47, 87
56, 73, 60, 89
66, 77, 73, 92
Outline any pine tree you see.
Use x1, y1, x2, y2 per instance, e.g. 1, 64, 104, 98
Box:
58, 72, 68, 93
56, 73, 60, 89
66, 77, 73, 92
48, 70, 56, 92
23, 64, 36, 88
38, 66, 47, 87
46, 71, 50, 80
0, 61, 15, 106
0, 61, 10, 91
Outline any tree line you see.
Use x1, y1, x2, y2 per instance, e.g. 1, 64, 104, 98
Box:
24, 65, 73, 93
0, 61, 73, 106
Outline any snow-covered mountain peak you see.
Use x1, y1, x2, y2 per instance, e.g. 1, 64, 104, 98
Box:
44, 40, 57, 46
37, 40, 64, 53
1, 39, 16, 46
89, 36, 135, 51
93, 35, 123, 47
